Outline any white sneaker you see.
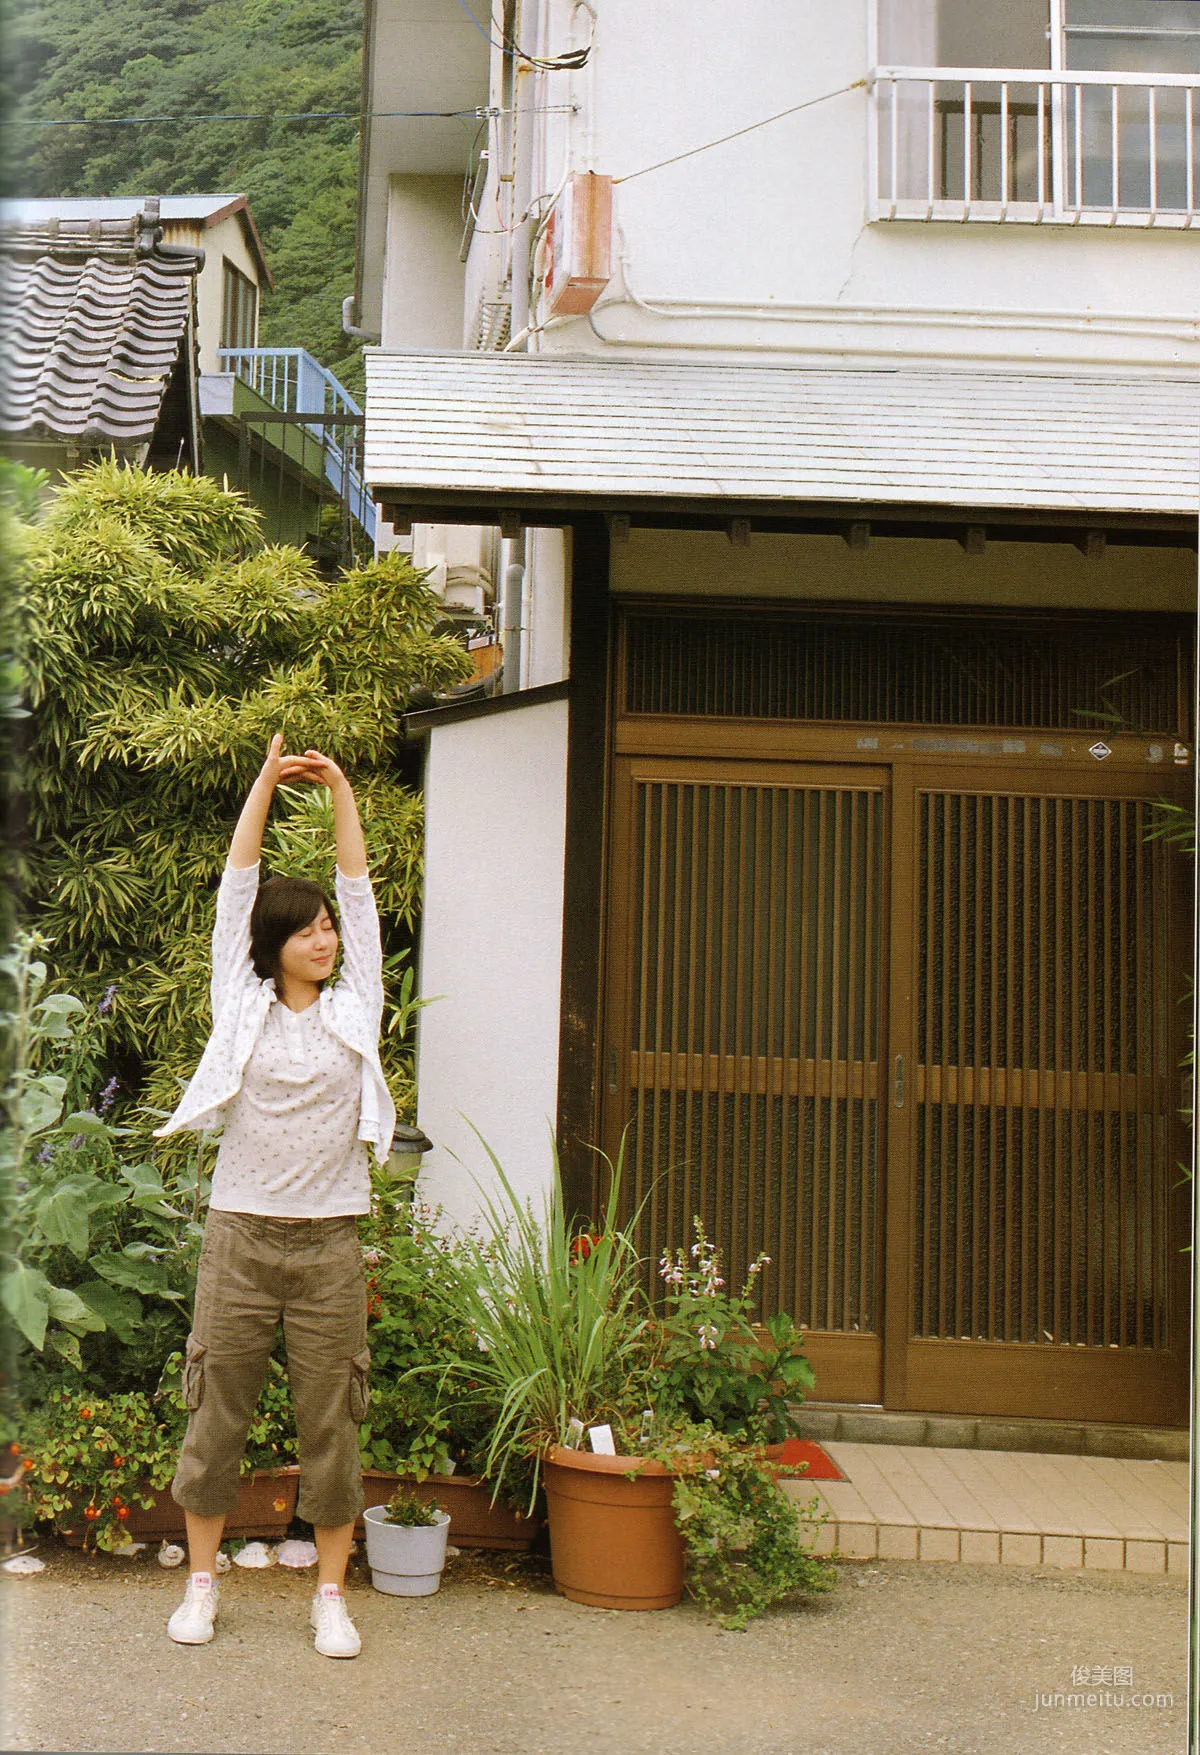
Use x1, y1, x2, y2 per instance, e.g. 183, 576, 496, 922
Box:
167, 1575, 219, 1645
310, 1589, 361, 1659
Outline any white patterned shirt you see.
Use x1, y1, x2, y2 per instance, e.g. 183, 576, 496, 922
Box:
209, 996, 370, 1217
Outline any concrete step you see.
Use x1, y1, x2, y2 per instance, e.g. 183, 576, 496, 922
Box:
785, 1441, 1189, 1576
793, 1403, 1187, 1462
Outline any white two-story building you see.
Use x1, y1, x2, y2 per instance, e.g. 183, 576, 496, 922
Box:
353, 1, 1199, 1432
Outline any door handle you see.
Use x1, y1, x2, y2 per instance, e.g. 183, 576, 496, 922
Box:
893, 1054, 906, 1109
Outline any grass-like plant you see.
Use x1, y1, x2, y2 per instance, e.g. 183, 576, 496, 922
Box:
420, 1139, 653, 1511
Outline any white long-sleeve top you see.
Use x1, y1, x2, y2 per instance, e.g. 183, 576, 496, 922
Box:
154, 860, 397, 1167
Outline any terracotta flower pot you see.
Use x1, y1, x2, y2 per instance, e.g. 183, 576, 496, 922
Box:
542, 1446, 684, 1611
356, 1470, 542, 1550
118, 1466, 300, 1544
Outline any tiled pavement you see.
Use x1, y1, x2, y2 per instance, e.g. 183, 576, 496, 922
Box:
783, 1440, 1189, 1576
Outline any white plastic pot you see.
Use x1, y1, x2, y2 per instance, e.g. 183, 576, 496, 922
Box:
362, 1505, 451, 1596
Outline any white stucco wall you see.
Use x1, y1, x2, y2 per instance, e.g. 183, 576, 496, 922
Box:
415, 695, 569, 1224
381, 176, 468, 350
513, 0, 1198, 373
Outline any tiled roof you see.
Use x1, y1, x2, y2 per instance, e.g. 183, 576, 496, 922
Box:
0, 198, 201, 448
364, 351, 1200, 518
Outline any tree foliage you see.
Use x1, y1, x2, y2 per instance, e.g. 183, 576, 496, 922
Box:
17, 461, 470, 1136
2, 0, 366, 393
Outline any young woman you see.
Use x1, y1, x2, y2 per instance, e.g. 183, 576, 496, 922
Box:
155, 736, 395, 1658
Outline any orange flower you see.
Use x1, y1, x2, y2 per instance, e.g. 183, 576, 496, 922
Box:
22, 1458, 34, 1471
111, 1456, 124, 1468
79, 1407, 92, 1419
84, 1505, 100, 1520
0, 1481, 11, 1496
116, 1506, 129, 1521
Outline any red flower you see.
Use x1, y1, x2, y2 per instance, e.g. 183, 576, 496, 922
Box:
116, 1506, 129, 1521
111, 1456, 124, 1468
0, 1481, 11, 1496
79, 1407, 92, 1420
84, 1505, 100, 1520
570, 1233, 603, 1263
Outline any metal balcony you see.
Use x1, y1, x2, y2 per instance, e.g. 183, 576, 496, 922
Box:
217, 347, 375, 544
871, 66, 1199, 226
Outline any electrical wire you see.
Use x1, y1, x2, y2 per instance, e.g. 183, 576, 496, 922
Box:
613, 78, 867, 184
1, 103, 578, 129
453, 0, 591, 70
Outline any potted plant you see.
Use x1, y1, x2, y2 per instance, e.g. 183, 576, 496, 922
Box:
18, 1359, 302, 1549
355, 1174, 542, 1549
421, 1144, 836, 1624
362, 1485, 451, 1596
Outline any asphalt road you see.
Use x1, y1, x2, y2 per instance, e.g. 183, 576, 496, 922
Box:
2, 1542, 1186, 1755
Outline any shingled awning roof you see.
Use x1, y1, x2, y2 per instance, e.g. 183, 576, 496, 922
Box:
0, 198, 201, 450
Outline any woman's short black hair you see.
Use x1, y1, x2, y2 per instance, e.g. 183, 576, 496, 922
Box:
249, 876, 339, 985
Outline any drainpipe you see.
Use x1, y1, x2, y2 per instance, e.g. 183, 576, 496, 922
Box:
341, 295, 380, 344
501, 534, 525, 694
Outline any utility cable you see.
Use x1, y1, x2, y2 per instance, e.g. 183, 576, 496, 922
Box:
1, 103, 578, 129
614, 78, 867, 184
453, 0, 591, 70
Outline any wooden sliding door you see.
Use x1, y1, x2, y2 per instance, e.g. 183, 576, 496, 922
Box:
602, 750, 1189, 1423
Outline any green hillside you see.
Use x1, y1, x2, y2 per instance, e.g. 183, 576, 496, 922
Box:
3, 0, 366, 396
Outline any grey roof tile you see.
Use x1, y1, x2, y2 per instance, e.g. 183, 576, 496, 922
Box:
0, 202, 201, 446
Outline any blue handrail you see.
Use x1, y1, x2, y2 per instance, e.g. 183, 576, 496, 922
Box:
217, 347, 374, 539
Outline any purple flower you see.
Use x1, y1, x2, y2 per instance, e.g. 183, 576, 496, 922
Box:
97, 1077, 119, 1115
36, 1145, 53, 1164
97, 984, 117, 1017
69, 1134, 85, 1150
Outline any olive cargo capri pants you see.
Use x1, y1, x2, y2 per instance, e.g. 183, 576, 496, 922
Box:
171, 1212, 370, 1529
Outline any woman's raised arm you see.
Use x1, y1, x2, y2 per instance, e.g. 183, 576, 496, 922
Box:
295, 750, 368, 879
228, 735, 316, 868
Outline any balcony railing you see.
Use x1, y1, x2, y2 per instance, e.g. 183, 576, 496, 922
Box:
871, 66, 1199, 226
218, 347, 374, 543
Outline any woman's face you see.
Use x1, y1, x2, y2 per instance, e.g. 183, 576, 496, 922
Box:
278, 908, 339, 986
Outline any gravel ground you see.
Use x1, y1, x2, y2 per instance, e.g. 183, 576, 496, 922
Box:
1, 1541, 1186, 1755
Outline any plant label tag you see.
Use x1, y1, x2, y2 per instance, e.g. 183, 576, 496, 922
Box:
588, 1423, 617, 1455
564, 1418, 585, 1450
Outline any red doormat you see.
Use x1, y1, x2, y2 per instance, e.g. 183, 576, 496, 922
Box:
766, 1439, 845, 1481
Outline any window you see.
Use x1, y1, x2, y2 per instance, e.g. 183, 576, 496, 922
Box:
874, 0, 1200, 219
220, 260, 258, 351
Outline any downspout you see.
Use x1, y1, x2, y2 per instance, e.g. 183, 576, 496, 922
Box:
501, 535, 526, 693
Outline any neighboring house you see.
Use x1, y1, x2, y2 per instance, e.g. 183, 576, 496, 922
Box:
355, 1, 1200, 1432
0, 198, 203, 471
1, 193, 372, 559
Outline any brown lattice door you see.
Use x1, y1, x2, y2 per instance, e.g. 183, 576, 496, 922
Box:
886, 764, 1190, 1425
602, 757, 889, 1403
602, 753, 1189, 1423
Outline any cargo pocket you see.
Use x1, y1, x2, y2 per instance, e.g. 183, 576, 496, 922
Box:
182, 1333, 208, 1412
348, 1347, 371, 1424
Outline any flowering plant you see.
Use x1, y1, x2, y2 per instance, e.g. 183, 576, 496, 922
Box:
16, 1384, 186, 1553
658, 1424, 834, 1630
650, 1220, 815, 1442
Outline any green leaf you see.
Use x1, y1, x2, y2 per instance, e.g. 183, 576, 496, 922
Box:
48, 1331, 83, 1370
35, 994, 86, 1016
19, 1074, 67, 1136
76, 1280, 142, 1344
45, 1284, 106, 1333
0, 1262, 52, 1349
60, 1111, 112, 1138
91, 1250, 186, 1301
33, 1182, 91, 1258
